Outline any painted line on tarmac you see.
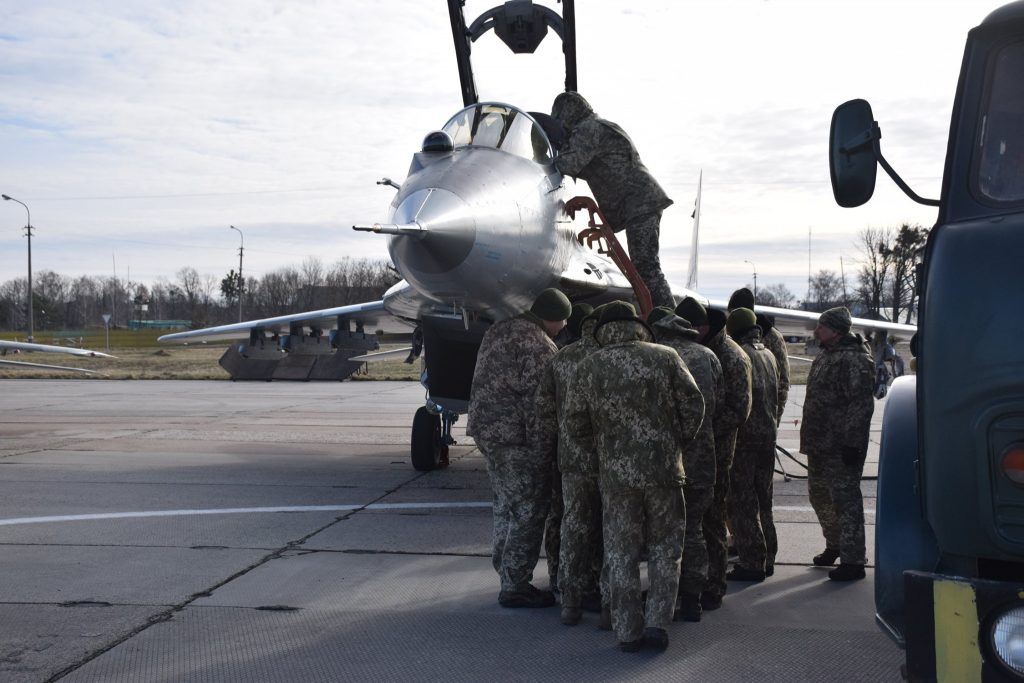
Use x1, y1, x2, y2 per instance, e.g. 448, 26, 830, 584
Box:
0, 502, 874, 527
0, 502, 493, 526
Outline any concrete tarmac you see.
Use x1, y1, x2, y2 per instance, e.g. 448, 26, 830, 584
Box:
0, 379, 902, 682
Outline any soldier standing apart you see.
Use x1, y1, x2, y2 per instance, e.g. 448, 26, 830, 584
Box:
536, 304, 605, 626
550, 92, 676, 309
467, 288, 571, 608
724, 308, 780, 583
565, 302, 704, 652
801, 307, 875, 581
676, 298, 751, 609
728, 287, 790, 423
647, 307, 724, 623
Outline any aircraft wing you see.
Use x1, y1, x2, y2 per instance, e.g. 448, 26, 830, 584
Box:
705, 300, 917, 338
0, 358, 103, 374
0, 340, 114, 358
157, 300, 414, 344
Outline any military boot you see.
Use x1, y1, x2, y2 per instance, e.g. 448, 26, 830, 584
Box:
498, 583, 556, 608
643, 627, 669, 652
700, 592, 723, 611
726, 565, 766, 582
813, 548, 840, 566
560, 606, 582, 625
674, 592, 702, 622
828, 563, 866, 581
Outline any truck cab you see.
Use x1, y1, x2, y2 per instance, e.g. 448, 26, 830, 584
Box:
829, 3, 1024, 681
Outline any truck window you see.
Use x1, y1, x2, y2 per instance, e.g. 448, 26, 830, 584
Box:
977, 42, 1024, 203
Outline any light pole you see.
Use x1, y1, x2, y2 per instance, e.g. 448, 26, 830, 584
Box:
229, 225, 244, 322
744, 259, 757, 304
2, 194, 33, 341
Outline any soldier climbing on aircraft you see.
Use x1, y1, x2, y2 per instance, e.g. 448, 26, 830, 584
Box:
550, 91, 676, 309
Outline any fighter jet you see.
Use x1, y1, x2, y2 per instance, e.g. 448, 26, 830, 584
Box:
159, 0, 914, 470
0, 340, 113, 374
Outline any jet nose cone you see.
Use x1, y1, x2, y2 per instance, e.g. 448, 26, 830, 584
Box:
388, 188, 476, 275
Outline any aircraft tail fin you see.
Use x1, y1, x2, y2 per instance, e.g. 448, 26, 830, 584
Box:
685, 170, 702, 290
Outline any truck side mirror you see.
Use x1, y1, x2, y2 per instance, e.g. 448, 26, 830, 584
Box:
830, 99, 879, 208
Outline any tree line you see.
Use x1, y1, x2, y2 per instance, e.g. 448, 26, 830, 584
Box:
0, 257, 400, 333
0, 223, 928, 334
748, 223, 928, 323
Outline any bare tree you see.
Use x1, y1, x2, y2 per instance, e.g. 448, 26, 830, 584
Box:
755, 283, 796, 309
808, 269, 843, 312
887, 223, 928, 323
856, 226, 894, 319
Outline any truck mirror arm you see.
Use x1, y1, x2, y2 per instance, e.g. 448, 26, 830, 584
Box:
870, 125, 941, 207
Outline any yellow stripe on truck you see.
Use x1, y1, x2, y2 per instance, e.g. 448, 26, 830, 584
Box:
933, 579, 982, 683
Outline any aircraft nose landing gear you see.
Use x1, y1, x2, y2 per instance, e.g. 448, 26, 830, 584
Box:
410, 403, 458, 471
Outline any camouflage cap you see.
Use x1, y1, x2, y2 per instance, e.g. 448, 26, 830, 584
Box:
728, 287, 755, 311
675, 297, 708, 326
819, 306, 852, 335
597, 300, 636, 326
646, 306, 676, 326
530, 288, 572, 322
567, 303, 594, 337
726, 307, 757, 338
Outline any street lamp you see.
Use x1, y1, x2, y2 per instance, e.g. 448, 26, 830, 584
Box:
2, 194, 33, 341
744, 259, 758, 304
229, 225, 244, 322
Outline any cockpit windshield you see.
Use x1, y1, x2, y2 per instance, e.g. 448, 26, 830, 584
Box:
977, 41, 1024, 203
442, 103, 553, 164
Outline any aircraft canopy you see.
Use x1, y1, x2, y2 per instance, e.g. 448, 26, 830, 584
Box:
442, 103, 553, 164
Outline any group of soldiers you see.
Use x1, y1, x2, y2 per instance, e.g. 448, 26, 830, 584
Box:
464, 90, 876, 652
466, 287, 876, 653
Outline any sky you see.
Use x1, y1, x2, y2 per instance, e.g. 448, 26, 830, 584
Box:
0, 0, 994, 304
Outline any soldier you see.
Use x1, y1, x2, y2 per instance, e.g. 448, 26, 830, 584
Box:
536, 303, 604, 626
542, 303, 593, 599
565, 301, 704, 652
728, 287, 790, 424
800, 306, 875, 581
647, 307, 724, 623
676, 297, 751, 609
550, 91, 675, 308
724, 308, 779, 583
467, 288, 571, 608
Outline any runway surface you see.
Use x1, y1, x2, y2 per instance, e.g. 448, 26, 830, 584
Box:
0, 379, 901, 682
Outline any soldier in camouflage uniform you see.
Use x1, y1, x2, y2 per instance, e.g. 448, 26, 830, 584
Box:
565, 301, 705, 652
800, 306, 875, 581
467, 288, 571, 608
729, 287, 790, 423
550, 92, 675, 308
647, 307, 724, 622
541, 304, 593, 602
724, 308, 779, 583
676, 297, 752, 609
536, 305, 605, 626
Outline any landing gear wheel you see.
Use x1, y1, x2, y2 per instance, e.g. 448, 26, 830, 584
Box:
411, 406, 443, 471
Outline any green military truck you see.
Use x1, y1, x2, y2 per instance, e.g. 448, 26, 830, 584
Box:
828, 3, 1024, 682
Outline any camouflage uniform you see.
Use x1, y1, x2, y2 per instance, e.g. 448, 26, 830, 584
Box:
800, 333, 875, 565
564, 317, 704, 644
728, 326, 779, 574
651, 314, 724, 598
468, 314, 557, 592
551, 92, 675, 308
758, 317, 791, 424
700, 309, 752, 599
536, 318, 602, 608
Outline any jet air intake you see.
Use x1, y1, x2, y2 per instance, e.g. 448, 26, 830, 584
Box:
381, 188, 477, 276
